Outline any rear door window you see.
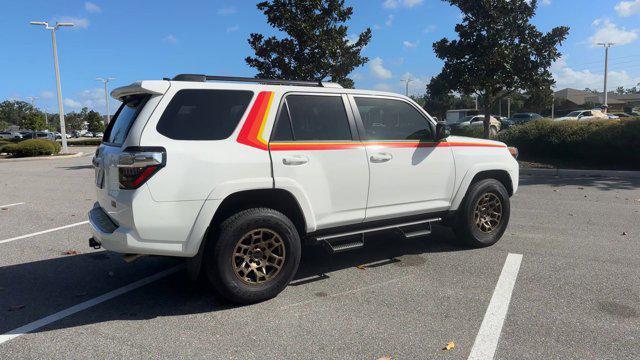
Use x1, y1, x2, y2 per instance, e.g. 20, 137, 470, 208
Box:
156, 89, 253, 140
104, 95, 150, 145
271, 94, 352, 141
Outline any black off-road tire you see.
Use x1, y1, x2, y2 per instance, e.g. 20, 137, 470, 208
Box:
453, 178, 510, 247
205, 208, 301, 304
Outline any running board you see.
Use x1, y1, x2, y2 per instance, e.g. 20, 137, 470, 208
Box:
316, 217, 440, 253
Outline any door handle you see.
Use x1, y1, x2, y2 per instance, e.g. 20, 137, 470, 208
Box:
370, 152, 393, 163
282, 155, 309, 166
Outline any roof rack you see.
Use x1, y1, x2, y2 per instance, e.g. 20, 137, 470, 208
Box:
171, 74, 342, 88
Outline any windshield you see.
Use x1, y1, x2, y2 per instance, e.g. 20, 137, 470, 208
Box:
566, 111, 582, 117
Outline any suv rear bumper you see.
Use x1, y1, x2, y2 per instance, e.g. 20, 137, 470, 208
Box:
88, 202, 188, 256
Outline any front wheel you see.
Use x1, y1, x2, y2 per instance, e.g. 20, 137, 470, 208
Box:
205, 208, 301, 304
453, 179, 510, 247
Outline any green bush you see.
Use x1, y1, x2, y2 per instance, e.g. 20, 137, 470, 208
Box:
497, 118, 640, 169
449, 126, 487, 138
4, 139, 61, 157
0, 140, 12, 153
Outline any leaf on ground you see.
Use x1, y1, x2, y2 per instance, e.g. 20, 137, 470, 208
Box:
8, 304, 25, 311
443, 341, 455, 351
377, 357, 392, 360
577, 186, 584, 190
355, 264, 366, 270
1, 208, 7, 211
622, 232, 628, 236
62, 250, 78, 255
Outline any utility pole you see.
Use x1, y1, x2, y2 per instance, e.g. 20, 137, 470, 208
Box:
551, 93, 555, 120
597, 42, 615, 113
401, 78, 414, 97
30, 21, 74, 153
26, 96, 38, 107
96, 77, 115, 125
474, 95, 478, 110
507, 98, 511, 118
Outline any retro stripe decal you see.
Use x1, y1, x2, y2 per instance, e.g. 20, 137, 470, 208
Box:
237, 91, 274, 150
237, 92, 506, 151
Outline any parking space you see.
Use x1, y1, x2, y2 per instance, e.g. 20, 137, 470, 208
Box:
1, 154, 639, 359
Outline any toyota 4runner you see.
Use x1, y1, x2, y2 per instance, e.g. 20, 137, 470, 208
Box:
89, 74, 519, 304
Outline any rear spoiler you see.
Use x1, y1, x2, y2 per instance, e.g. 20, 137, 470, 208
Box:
111, 80, 170, 101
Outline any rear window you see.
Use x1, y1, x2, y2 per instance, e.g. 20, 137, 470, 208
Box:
156, 89, 253, 140
104, 95, 150, 145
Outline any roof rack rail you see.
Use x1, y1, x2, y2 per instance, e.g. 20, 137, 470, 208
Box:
171, 74, 342, 88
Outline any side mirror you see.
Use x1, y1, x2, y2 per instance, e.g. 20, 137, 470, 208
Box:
435, 121, 450, 141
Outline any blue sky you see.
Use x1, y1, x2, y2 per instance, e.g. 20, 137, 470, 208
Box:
2, 0, 640, 115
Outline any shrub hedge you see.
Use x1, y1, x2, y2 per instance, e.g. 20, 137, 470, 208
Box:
3, 139, 61, 157
496, 118, 640, 169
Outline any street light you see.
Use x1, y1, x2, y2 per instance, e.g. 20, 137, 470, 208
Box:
30, 21, 74, 153
401, 78, 414, 97
597, 42, 615, 113
96, 77, 115, 125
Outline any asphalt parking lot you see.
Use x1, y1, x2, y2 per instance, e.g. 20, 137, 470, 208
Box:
1, 151, 639, 359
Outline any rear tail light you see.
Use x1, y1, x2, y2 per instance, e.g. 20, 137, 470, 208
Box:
117, 147, 166, 189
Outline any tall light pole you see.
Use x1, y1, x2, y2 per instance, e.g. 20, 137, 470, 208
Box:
30, 21, 74, 153
597, 42, 615, 113
96, 77, 115, 125
401, 78, 414, 97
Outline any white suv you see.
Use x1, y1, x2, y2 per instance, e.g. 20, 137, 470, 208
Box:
89, 74, 519, 304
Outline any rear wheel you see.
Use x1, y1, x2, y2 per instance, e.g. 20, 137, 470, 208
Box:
453, 179, 510, 247
205, 208, 301, 304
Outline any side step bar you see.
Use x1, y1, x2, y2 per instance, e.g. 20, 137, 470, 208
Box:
317, 218, 440, 253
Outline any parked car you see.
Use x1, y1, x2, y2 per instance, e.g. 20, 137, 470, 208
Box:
0, 131, 22, 140
445, 109, 479, 125
509, 113, 543, 125
93, 132, 104, 138
22, 131, 56, 140
89, 74, 519, 304
449, 115, 501, 136
555, 109, 608, 121
611, 112, 632, 118
606, 114, 620, 119
495, 116, 514, 130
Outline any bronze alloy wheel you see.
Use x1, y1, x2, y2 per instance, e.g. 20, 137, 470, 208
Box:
232, 228, 286, 285
473, 193, 503, 233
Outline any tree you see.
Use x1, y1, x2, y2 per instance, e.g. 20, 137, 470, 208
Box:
19, 111, 47, 131
424, 74, 476, 120
246, 0, 371, 88
431, 0, 569, 137
0, 100, 36, 127
86, 110, 105, 133
65, 107, 90, 131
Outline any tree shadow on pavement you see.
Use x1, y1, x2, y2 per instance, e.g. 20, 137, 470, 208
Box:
520, 175, 640, 192
0, 225, 470, 336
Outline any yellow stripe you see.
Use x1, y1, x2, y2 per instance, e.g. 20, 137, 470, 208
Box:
256, 92, 274, 145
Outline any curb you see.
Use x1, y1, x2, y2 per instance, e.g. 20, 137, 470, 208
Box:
0, 152, 85, 163
520, 167, 640, 179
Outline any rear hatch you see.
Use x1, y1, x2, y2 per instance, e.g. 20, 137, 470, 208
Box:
92, 81, 169, 228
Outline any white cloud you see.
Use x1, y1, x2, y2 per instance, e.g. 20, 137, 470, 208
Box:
551, 56, 640, 90
588, 18, 638, 46
383, 0, 423, 8
541, 0, 551, 5
226, 25, 239, 33
84, 2, 101, 13
217, 7, 237, 15
615, 0, 640, 17
422, 24, 436, 33
374, 83, 393, 91
163, 34, 178, 44
385, 14, 394, 27
40, 91, 54, 99
370, 57, 392, 79
64, 98, 82, 109
59, 16, 89, 29
403, 40, 419, 48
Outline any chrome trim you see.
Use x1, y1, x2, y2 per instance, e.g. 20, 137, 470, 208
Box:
117, 152, 163, 168
316, 218, 441, 241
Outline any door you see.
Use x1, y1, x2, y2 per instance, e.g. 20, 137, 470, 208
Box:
270, 93, 369, 230
350, 95, 456, 221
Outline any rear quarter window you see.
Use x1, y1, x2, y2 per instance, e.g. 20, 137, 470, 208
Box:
156, 89, 253, 140
104, 95, 150, 145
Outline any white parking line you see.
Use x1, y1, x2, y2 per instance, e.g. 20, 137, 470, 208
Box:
0, 202, 25, 208
0, 265, 184, 345
0, 221, 89, 245
468, 253, 523, 360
